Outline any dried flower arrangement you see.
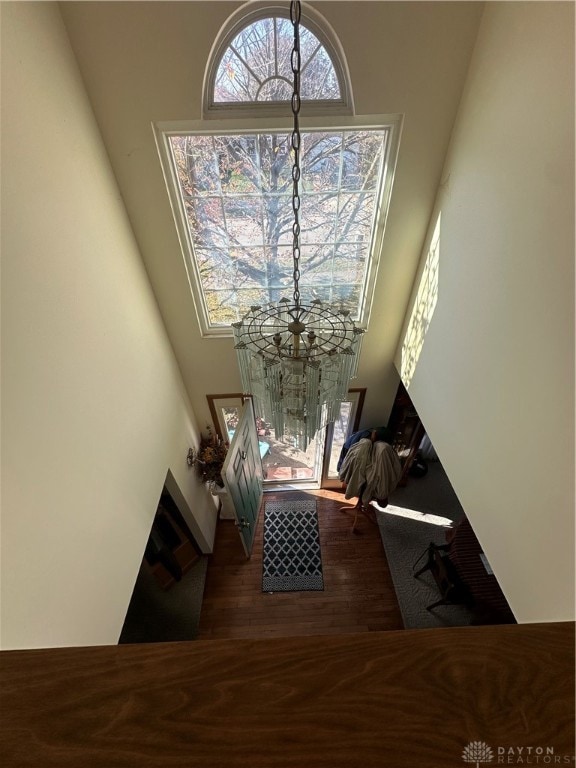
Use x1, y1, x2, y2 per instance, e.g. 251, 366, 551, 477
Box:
194, 427, 229, 488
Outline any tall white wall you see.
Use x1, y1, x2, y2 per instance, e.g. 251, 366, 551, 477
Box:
396, 2, 574, 622
0, 2, 218, 650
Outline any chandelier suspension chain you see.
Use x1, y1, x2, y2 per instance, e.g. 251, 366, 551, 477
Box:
232, 0, 365, 451
290, 0, 302, 313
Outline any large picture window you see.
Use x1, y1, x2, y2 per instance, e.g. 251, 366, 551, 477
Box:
167, 128, 389, 328
155, 7, 401, 336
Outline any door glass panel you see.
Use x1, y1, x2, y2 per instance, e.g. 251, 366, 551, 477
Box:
207, 395, 245, 442
207, 400, 268, 473
261, 427, 323, 484
327, 400, 353, 478
218, 406, 273, 464
222, 406, 240, 439
321, 389, 365, 488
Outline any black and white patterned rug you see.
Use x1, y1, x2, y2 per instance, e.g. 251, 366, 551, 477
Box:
262, 500, 324, 592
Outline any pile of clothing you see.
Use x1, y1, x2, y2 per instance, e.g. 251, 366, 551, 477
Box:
338, 433, 402, 507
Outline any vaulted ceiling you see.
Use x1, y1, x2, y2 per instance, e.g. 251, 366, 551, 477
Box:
60, 1, 484, 428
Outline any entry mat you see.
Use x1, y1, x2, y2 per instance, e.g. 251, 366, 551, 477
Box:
262, 500, 324, 592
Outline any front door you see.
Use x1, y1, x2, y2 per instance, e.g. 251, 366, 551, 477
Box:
221, 398, 263, 557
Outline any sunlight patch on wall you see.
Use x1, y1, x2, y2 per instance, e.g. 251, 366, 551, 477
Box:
400, 213, 441, 387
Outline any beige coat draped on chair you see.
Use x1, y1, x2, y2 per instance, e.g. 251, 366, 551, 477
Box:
338, 438, 402, 506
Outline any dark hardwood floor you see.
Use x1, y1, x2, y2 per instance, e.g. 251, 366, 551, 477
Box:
198, 488, 404, 639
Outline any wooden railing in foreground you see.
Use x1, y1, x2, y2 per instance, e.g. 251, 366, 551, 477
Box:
1, 622, 574, 768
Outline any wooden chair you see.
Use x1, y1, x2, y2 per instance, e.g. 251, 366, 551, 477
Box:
413, 543, 472, 610
338, 483, 381, 533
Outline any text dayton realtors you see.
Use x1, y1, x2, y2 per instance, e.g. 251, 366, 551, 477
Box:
496, 746, 575, 764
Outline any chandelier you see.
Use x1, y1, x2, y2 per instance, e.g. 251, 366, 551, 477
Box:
232, 0, 365, 451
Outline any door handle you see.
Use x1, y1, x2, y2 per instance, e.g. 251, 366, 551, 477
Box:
240, 451, 247, 460
236, 517, 251, 529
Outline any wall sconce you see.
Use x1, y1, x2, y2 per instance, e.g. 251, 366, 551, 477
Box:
187, 448, 196, 467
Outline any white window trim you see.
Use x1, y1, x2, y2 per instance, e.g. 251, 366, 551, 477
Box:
153, 113, 403, 339
202, 2, 354, 118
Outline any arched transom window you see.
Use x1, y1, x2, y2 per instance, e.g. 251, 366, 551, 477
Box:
214, 15, 340, 103
156, 5, 401, 337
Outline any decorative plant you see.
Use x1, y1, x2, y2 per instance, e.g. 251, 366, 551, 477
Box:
194, 427, 229, 488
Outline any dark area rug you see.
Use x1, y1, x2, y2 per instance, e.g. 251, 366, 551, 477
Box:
376, 461, 474, 629
119, 556, 208, 644
262, 500, 324, 592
